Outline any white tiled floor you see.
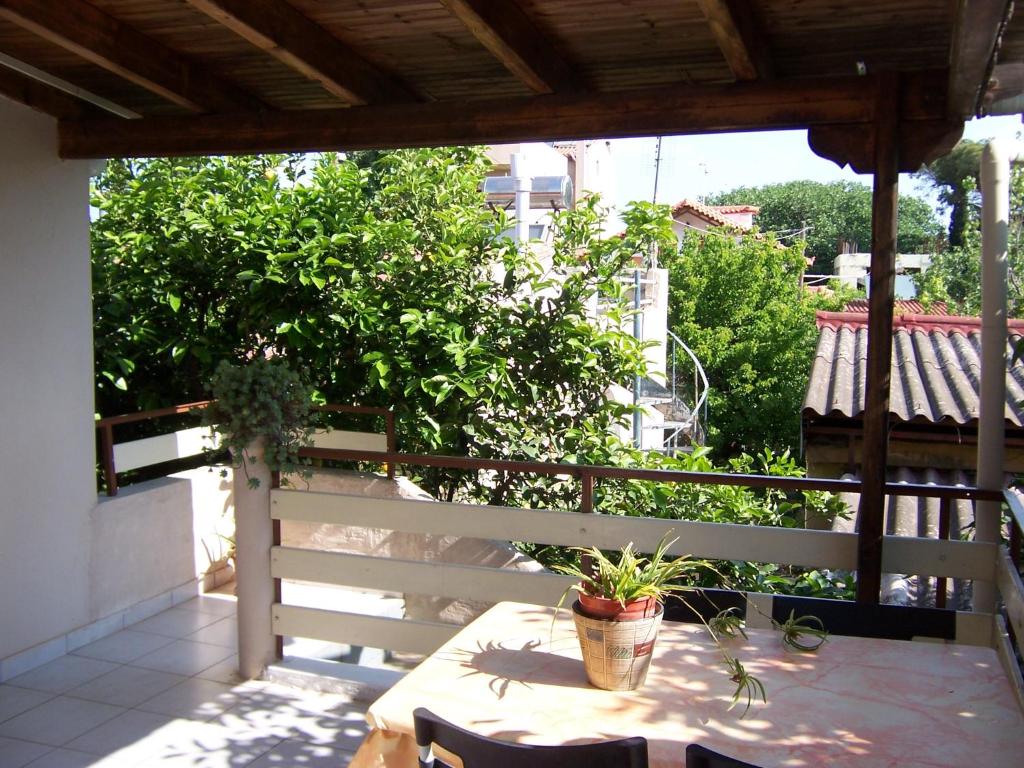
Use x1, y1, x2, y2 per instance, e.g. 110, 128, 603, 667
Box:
0, 590, 369, 767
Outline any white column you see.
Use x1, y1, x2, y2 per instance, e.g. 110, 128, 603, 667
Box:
510, 152, 531, 247
233, 440, 276, 678
975, 141, 1013, 613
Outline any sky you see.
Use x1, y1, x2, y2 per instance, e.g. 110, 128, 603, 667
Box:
608, 114, 1024, 216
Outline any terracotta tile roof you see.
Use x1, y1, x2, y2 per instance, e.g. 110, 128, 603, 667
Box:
803, 311, 1024, 427
712, 204, 760, 214
671, 199, 752, 230
844, 299, 949, 315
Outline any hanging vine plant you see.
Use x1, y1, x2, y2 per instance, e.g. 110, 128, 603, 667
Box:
202, 357, 317, 488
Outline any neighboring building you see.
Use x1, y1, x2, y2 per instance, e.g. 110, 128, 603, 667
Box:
486, 143, 705, 453
670, 199, 758, 241
833, 250, 932, 298
803, 306, 1024, 478
485, 141, 617, 239
802, 304, 1024, 605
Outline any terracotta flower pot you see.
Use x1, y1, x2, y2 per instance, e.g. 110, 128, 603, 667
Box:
577, 592, 659, 620
572, 600, 663, 691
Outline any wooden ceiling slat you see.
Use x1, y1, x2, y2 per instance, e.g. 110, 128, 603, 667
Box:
184, 0, 418, 105
948, 0, 1012, 118
695, 0, 773, 81
0, 64, 97, 118
439, 0, 581, 93
58, 72, 950, 160
0, 0, 259, 112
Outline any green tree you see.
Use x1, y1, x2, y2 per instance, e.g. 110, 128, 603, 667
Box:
914, 139, 984, 248
914, 161, 1024, 317
708, 180, 943, 274
666, 228, 852, 456
92, 149, 651, 504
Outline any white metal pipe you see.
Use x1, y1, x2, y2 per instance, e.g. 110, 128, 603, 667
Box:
510, 153, 531, 247
975, 140, 1015, 613
234, 439, 276, 678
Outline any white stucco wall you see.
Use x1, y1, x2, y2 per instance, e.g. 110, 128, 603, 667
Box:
0, 97, 96, 659
89, 469, 234, 621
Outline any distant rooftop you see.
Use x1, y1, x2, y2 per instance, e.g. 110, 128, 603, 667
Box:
671, 199, 759, 231
844, 299, 949, 316
804, 311, 1024, 428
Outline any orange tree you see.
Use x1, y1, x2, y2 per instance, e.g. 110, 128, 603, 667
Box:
91, 149, 648, 504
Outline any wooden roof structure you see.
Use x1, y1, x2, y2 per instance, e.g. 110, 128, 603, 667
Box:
0, 1, 1017, 160
0, 1, 1018, 604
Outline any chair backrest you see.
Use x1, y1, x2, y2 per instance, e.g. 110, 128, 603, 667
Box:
413, 707, 649, 768
686, 743, 762, 768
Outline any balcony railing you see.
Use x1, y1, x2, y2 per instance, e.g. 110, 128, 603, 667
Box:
94, 401, 395, 495
92, 400, 1024, 704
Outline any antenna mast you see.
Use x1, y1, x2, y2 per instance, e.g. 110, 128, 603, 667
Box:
652, 136, 663, 203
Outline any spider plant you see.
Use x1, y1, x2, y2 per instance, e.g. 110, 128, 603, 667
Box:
774, 610, 829, 652
708, 607, 748, 640
722, 655, 766, 715
553, 534, 706, 607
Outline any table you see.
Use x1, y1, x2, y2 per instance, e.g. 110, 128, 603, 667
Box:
348, 601, 1024, 768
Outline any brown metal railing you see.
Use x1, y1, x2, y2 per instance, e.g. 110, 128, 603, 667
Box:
95, 401, 395, 495
298, 445, 1003, 503
95, 400, 213, 496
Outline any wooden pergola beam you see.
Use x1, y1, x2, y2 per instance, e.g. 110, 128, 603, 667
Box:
696, 0, 773, 81
56, 74, 912, 158
0, 0, 259, 113
185, 0, 417, 105
948, 0, 1012, 118
59, 70, 953, 160
439, 0, 581, 94
0, 65, 98, 119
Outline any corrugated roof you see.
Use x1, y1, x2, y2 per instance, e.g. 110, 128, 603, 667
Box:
844, 299, 949, 315
803, 312, 1024, 427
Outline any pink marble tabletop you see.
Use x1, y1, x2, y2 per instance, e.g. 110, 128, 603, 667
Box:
350, 601, 1024, 768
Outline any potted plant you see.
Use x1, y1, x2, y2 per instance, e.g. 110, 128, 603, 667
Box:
554, 535, 818, 715
554, 535, 705, 692
201, 357, 317, 488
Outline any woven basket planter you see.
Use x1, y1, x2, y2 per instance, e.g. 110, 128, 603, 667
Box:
572, 600, 664, 691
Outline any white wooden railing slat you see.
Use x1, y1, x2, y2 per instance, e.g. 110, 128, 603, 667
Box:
112, 426, 217, 472
311, 429, 387, 452
270, 490, 992, 579
271, 547, 573, 605
272, 603, 456, 655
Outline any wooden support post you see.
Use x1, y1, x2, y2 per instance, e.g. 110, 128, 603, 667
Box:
936, 497, 951, 609
100, 423, 117, 496
856, 74, 900, 604
580, 471, 594, 514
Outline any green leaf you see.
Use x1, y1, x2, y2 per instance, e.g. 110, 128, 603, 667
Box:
167, 293, 181, 312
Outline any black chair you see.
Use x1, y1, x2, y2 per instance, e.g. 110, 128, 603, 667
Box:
686, 743, 763, 768
413, 707, 649, 768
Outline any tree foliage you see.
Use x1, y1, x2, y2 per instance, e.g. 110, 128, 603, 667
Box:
708, 180, 943, 274
914, 139, 983, 248
92, 150, 652, 503
92, 150, 852, 598
914, 161, 1024, 317
665, 228, 853, 456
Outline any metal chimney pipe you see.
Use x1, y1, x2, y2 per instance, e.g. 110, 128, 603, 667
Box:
510, 153, 531, 247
